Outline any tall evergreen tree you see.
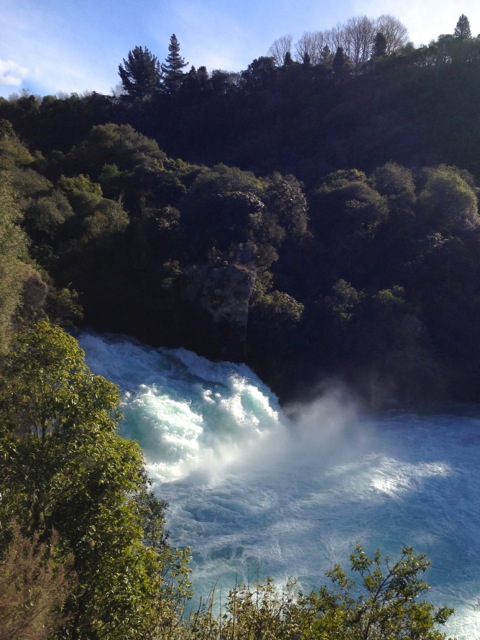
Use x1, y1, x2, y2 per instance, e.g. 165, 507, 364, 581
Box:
372, 32, 387, 58
161, 34, 189, 94
333, 46, 349, 78
320, 44, 333, 67
118, 46, 162, 99
283, 51, 293, 66
454, 14, 471, 38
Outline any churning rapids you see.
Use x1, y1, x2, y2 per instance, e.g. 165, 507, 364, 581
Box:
79, 331, 480, 639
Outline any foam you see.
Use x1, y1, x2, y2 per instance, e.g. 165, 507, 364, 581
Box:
79, 331, 480, 639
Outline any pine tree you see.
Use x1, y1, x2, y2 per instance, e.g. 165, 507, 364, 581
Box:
118, 46, 162, 99
161, 34, 189, 94
320, 45, 333, 68
372, 32, 387, 58
283, 51, 293, 67
454, 14, 471, 39
333, 47, 349, 78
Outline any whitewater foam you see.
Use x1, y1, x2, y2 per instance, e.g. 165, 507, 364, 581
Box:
79, 331, 480, 639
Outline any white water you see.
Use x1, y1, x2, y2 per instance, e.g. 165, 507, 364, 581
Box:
79, 331, 480, 639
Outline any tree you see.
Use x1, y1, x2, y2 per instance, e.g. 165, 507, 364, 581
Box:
305, 15, 407, 65
0, 320, 191, 639
268, 35, 293, 67
345, 15, 376, 67
373, 162, 416, 215
418, 165, 479, 233
118, 46, 162, 99
295, 31, 325, 65
375, 14, 409, 53
0, 173, 28, 354
372, 32, 387, 58
0, 525, 73, 640
264, 173, 309, 238
11, 167, 74, 244
303, 545, 454, 639
241, 56, 277, 91
185, 546, 453, 640
161, 34, 189, 94
454, 14, 471, 39
283, 50, 293, 66
333, 46, 350, 78
320, 44, 333, 67
67, 122, 166, 179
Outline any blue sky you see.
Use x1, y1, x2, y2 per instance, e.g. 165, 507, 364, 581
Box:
0, 0, 478, 98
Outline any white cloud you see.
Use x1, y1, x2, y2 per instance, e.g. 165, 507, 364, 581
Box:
0, 58, 28, 87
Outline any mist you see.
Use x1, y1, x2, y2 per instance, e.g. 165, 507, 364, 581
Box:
79, 331, 480, 639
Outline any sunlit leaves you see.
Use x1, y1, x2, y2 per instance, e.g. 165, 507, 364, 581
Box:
418, 165, 479, 232
0, 173, 28, 354
304, 546, 453, 640
0, 321, 192, 639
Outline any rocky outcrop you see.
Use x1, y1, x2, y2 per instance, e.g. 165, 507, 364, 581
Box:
183, 264, 256, 352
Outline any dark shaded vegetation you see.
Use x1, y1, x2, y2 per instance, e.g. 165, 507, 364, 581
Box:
0, 14, 472, 638
2, 16, 480, 410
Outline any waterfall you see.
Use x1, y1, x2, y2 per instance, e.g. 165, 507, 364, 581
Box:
79, 331, 480, 639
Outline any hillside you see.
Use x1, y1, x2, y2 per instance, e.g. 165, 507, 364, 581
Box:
1, 25, 480, 407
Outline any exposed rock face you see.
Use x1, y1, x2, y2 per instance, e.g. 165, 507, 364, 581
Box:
184, 264, 256, 349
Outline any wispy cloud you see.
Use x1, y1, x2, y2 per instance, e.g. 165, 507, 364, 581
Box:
0, 59, 28, 88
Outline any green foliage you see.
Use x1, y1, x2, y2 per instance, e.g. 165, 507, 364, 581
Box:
67, 123, 166, 179
182, 164, 266, 264
0, 118, 15, 139
59, 172, 103, 197
312, 171, 388, 253
0, 133, 34, 170
11, 168, 74, 243
180, 547, 453, 640
303, 545, 453, 639
264, 173, 309, 239
418, 165, 479, 232
241, 56, 277, 91
47, 286, 84, 327
161, 34, 189, 94
220, 578, 304, 640
329, 278, 363, 325
333, 47, 351, 78
372, 162, 416, 214
118, 45, 162, 99
0, 173, 29, 354
319, 169, 368, 191
372, 32, 387, 58
4, 51, 480, 404
0, 320, 192, 639
454, 14, 471, 39
0, 524, 73, 640
57, 172, 129, 244
247, 283, 304, 394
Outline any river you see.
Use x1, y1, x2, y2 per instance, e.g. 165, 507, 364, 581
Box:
79, 331, 480, 639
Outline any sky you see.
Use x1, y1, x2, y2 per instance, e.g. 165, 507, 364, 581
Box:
0, 0, 478, 99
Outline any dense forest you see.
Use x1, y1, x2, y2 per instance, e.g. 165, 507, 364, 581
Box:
0, 12, 477, 638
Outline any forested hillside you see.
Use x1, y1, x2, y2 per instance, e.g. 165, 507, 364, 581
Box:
3, 16, 480, 405
0, 12, 473, 639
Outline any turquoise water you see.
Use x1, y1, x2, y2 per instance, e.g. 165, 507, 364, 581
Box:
80, 331, 480, 639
